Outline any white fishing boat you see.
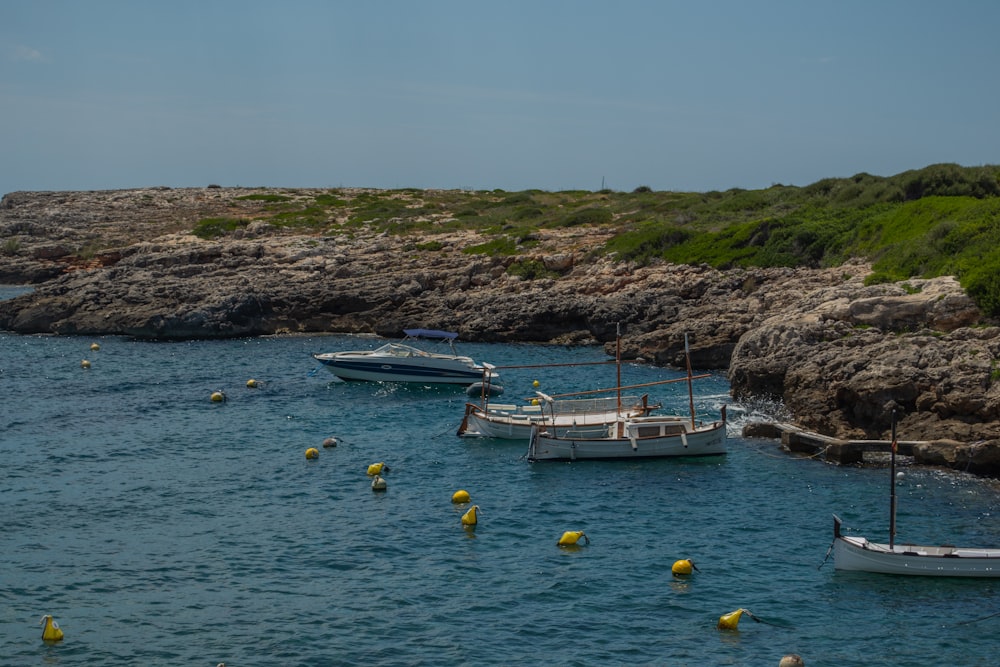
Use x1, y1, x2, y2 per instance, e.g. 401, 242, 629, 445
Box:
457, 393, 658, 439
831, 411, 1000, 577
527, 410, 727, 461
526, 333, 727, 462
457, 329, 673, 439
312, 329, 497, 385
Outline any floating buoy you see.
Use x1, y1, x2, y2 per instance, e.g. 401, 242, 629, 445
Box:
322, 437, 339, 448
717, 608, 746, 630
531, 398, 539, 406
672, 558, 698, 576
305, 447, 319, 460
779, 655, 805, 667
452, 489, 471, 504
533, 379, 540, 387
80, 359, 91, 369
367, 462, 389, 476
210, 390, 226, 402
90, 342, 100, 351
40, 615, 64, 642
246, 378, 259, 389
557, 530, 589, 546
371, 474, 387, 491
461, 505, 479, 526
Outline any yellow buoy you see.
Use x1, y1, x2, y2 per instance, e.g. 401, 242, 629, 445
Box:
672, 558, 698, 576
322, 437, 339, 448
530, 398, 539, 406
80, 359, 91, 369
717, 608, 745, 630
371, 474, 387, 491
40, 615, 64, 642
451, 489, 471, 504
533, 379, 540, 387
305, 447, 319, 460
557, 530, 589, 546
367, 462, 389, 476
210, 390, 226, 402
246, 378, 259, 389
90, 342, 100, 351
461, 505, 479, 526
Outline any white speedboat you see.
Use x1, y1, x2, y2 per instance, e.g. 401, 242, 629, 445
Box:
313, 329, 497, 385
831, 410, 1000, 577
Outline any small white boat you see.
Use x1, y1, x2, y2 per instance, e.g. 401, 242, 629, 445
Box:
527, 410, 727, 461
457, 394, 657, 439
312, 329, 497, 385
831, 410, 1000, 577
832, 515, 1000, 577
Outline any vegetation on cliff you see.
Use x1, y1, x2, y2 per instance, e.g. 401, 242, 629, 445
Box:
184, 163, 1000, 316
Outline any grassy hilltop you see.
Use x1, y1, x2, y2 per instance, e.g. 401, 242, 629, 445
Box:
191, 163, 1000, 317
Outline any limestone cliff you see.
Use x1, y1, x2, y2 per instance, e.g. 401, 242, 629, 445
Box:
2, 187, 998, 473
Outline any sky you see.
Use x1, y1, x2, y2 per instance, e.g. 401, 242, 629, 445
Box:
3, 0, 999, 194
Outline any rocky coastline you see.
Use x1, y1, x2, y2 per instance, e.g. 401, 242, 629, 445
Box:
2, 187, 999, 474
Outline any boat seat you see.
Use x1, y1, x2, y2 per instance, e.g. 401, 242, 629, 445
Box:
522, 405, 542, 413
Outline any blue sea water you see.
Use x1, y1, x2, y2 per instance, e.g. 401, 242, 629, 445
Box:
2, 286, 1000, 666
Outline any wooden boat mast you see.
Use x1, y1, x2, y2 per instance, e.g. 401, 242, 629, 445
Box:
685, 333, 696, 429
616, 323, 622, 416
889, 409, 898, 549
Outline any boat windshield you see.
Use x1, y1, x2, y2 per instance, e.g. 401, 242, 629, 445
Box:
373, 343, 428, 358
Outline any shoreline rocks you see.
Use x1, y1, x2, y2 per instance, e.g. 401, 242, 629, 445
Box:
2, 187, 999, 474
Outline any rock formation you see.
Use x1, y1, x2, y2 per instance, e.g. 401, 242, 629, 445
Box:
2, 187, 998, 473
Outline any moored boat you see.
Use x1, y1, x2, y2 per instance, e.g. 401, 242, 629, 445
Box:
313, 329, 497, 385
527, 410, 727, 461
457, 394, 657, 439
525, 331, 726, 462
831, 410, 1000, 577
831, 515, 1000, 577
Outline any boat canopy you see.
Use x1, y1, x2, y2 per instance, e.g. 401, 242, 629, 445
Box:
403, 329, 459, 340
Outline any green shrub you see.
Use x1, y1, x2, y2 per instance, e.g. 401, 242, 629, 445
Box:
314, 194, 347, 207
2, 237, 21, 255
512, 206, 544, 220
506, 258, 558, 280
462, 236, 518, 256
553, 207, 613, 227
235, 194, 292, 203
192, 217, 249, 239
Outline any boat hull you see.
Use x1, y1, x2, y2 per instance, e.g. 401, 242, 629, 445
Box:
832, 517, 1000, 577
461, 409, 617, 439
458, 396, 656, 439
313, 352, 493, 384
527, 416, 727, 461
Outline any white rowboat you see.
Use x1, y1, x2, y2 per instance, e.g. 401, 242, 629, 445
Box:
831, 410, 1000, 577
832, 515, 1000, 577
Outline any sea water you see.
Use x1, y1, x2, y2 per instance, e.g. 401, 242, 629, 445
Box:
2, 286, 1000, 666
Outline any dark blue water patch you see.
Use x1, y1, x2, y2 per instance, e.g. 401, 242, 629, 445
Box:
4, 334, 1000, 665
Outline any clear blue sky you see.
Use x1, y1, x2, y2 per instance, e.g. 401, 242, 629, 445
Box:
3, 0, 998, 194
